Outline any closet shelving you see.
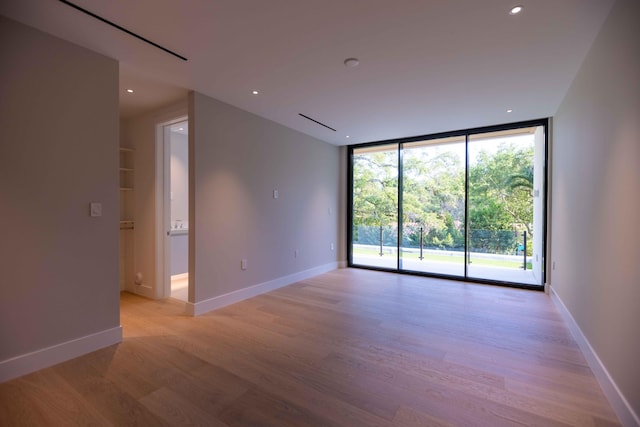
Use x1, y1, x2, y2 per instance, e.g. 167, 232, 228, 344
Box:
119, 147, 134, 229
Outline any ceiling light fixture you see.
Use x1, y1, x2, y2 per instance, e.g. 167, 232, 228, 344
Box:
126, 89, 134, 93
507, 109, 513, 113
346, 135, 350, 138
344, 58, 360, 68
509, 5, 523, 15
178, 127, 184, 131
252, 90, 259, 95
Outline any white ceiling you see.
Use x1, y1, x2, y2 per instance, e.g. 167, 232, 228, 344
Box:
1, 0, 614, 146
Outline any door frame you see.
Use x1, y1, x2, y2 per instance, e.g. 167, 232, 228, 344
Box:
155, 116, 188, 299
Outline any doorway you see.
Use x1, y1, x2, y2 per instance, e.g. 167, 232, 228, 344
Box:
157, 118, 189, 301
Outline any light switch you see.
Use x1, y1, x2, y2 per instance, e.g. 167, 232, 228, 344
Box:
90, 202, 102, 217
241, 259, 248, 270
273, 190, 279, 199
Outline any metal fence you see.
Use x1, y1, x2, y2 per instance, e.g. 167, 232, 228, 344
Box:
353, 225, 525, 255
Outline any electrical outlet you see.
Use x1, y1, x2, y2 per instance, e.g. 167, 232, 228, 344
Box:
331, 243, 334, 251
241, 259, 248, 270
273, 190, 278, 199
294, 250, 298, 258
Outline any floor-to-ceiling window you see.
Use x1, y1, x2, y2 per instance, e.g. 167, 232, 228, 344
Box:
351, 144, 398, 269
400, 136, 466, 276
349, 120, 547, 289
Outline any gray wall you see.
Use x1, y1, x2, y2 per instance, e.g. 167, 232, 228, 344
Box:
190, 92, 342, 303
170, 131, 189, 276
170, 131, 189, 227
0, 17, 119, 360
552, 0, 640, 418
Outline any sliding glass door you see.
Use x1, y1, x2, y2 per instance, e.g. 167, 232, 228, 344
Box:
467, 127, 545, 285
351, 144, 398, 269
401, 137, 466, 276
349, 120, 547, 288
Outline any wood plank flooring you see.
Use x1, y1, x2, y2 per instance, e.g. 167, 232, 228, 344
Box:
0, 268, 620, 426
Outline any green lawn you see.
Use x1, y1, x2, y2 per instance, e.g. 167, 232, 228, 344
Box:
353, 247, 532, 269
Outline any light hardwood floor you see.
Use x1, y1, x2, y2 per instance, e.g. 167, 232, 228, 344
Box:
0, 269, 620, 426
170, 274, 189, 302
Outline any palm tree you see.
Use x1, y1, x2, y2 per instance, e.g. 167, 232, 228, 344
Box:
508, 166, 533, 196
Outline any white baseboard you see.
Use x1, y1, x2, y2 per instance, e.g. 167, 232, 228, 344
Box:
187, 262, 340, 316
0, 326, 123, 383
132, 283, 154, 299
550, 288, 639, 427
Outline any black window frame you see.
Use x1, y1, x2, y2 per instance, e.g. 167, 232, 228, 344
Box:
347, 118, 549, 291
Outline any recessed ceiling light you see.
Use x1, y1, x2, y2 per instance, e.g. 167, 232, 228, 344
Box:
178, 127, 184, 131
344, 58, 360, 68
126, 89, 134, 93
252, 90, 259, 95
507, 109, 513, 113
509, 5, 523, 15
346, 135, 350, 138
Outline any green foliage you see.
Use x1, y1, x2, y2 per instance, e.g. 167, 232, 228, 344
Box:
352, 151, 398, 227
352, 141, 535, 254
468, 144, 534, 239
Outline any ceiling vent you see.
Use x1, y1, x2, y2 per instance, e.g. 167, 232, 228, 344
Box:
298, 114, 337, 132
58, 0, 187, 61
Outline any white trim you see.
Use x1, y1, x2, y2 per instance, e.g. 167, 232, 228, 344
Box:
0, 326, 122, 383
155, 122, 169, 299
134, 283, 154, 299
155, 116, 188, 300
550, 288, 639, 427
186, 262, 340, 316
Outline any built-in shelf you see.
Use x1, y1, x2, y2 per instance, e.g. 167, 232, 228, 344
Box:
119, 147, 134, 229
119, 147, 135, 292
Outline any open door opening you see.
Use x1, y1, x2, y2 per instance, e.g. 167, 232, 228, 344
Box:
157, 117, 189, 301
